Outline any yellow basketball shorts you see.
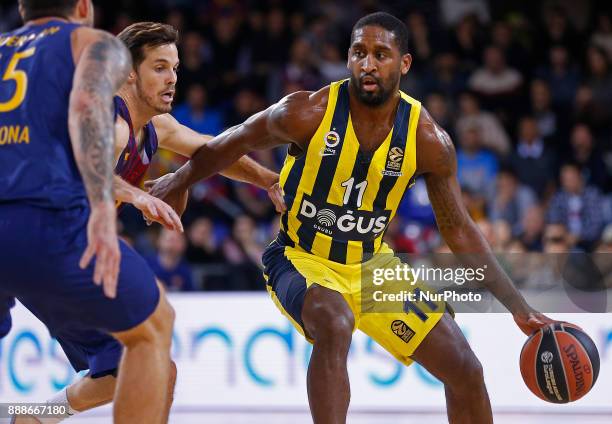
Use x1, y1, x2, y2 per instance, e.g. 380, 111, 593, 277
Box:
262, 238, 447, 366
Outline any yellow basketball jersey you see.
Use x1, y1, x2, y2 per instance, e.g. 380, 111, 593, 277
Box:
277, 79, 422, 264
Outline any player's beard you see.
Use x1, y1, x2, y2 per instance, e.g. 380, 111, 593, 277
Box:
350, 71, 398, 107
135, 79, 172, 114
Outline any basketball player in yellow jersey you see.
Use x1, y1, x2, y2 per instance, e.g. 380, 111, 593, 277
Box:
149, 12, 556, 423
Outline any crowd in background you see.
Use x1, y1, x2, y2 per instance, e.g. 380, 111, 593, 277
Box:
2, 0, 612, 291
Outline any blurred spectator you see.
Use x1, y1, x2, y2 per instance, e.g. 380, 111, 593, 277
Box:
535, 45, 580, 111
425, 93, 454, 137
396, 178, 437, 228
449, 16, 485, 70
476, 218, 495, 246
176, 31, 212, 102
406, 12, 433, 72
547, 163, 607, 250
209, 11, 244, 96
222, 215, 266, 290
147, 229, 194, 292
455, 91, 510, 156
319, 42, 349, 83
566, 124, 609, 191
109, 13, 133, 36
421, 52, 468, 100
468, 45, 522, 105
490, 168, 537, 236
270, 37, 321, 101
225, 87, 266, 127
490, 20, 530, 74
185, 217, 224, 264
491, 219, 512, 252
537, 7, 581, 58
232, 179, 275, 220
591, 15, 612, 61
518, 205, 545, 251
530, 79, 558, 142
462, 186, 487, 222
439, 0, 490, 27
542, 223, 573, 253
165, 9, 185, 34
173, 84, 224, 135
383, 218, 417, 254
479, 218, 512, 251
509, 116, 556, 197
572, 84, 611, 136
595, 223, 612, 253
584, 45, 612, 111
246, 8, 292, 88
456, 124, 498, 199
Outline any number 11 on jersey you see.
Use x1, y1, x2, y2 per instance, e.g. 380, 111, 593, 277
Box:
341, 177, 368, 208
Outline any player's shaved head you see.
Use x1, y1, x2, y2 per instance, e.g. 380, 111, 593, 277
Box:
19, 0, 79, 21
118, 22, 179, 68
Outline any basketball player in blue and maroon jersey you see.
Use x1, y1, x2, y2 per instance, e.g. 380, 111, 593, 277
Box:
112, 22, 284, 214
15, 22, 286, 422
0, 1, 175, 423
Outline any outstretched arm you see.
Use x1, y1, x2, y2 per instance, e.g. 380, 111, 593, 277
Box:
68, 28, 132, 298
416, 108, 553, 335
148, 88, 328, 214
154, 115, 279, 189
152, 114, 285, 212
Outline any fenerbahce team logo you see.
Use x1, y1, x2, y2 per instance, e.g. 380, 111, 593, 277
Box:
320, 131, 340, 157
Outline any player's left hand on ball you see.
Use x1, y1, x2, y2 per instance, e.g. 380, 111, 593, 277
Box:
267, 182, 286, 213
513, 309, 556, 336
133, 192, 183, 232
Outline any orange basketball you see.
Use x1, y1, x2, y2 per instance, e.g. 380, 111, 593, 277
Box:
519, 323, 599, 403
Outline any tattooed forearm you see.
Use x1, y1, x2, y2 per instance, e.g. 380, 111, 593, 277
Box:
425, 135, 466, 232
69, 33, 132, 203
426, 175, 466, 232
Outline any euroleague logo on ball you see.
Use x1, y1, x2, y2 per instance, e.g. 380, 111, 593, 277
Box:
541, 351, 554, 364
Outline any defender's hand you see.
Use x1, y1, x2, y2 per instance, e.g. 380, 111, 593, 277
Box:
133, 191, 183, 232
79, 201, 121, 299
145, 173, 188, 217
267, 182, 286, 213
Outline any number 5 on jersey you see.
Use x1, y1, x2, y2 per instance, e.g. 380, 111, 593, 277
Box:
0, 47, 36, 112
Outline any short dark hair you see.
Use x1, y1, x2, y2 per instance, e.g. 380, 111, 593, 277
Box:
351, 12, 410, 54
117, 22, 179, 68
19, 0, 78, 21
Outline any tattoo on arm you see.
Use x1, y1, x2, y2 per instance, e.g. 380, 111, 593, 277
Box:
427, 177, 466, 231
425, 133, 466, 232
69, 33, 132, 203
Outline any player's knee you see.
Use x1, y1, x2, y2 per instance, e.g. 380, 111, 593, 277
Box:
303, 301, 354, 345
115, 293, 174, 348
149, 293, 175, 343
446, 350, 485, 391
